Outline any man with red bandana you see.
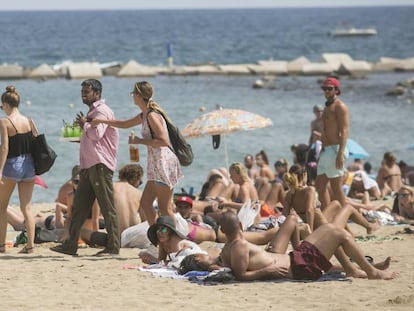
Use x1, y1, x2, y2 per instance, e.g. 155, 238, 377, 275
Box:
315, 77, 349, 211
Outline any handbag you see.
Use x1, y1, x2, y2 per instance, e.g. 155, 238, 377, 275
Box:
30, 119, 57, 175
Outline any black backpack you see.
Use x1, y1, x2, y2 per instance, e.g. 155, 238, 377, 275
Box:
148, 110, 193, 167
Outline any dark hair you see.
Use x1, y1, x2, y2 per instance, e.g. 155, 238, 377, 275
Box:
363, 162, 372, 174
1, 85, 20, 107
178, 254, 207, 275
81, 79, 102, 94
119, 164, 143, 185
256, 150, 269, 165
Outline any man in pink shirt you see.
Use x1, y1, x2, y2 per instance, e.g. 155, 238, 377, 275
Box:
51, 79, 120, 256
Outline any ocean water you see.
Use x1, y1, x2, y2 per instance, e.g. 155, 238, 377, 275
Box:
1, 7, 414, 204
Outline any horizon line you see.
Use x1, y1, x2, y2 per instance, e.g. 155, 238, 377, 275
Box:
0, 4, 413, 12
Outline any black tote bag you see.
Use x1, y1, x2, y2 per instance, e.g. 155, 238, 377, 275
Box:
30, 119, 57, 175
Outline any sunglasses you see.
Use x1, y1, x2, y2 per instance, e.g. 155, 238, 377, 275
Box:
398, 193, 410, 199
321, 86, 334, 91
73, 179, 80, 185
157, 227, 169, 234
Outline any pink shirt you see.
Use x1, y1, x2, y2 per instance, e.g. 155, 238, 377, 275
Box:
79, 99, 119, 172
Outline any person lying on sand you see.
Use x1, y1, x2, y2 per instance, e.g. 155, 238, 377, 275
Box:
180, 211, 396, 281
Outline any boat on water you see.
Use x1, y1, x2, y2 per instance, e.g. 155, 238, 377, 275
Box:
331, 27, 377, 37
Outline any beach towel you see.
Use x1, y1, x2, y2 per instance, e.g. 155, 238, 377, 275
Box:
132, 264, 350, 285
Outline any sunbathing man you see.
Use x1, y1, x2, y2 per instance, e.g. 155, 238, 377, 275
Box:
215, 211, 397, 281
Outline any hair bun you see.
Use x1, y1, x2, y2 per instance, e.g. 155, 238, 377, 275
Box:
5, 85, 16, 93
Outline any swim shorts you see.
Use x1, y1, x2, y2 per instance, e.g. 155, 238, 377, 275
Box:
317, 145, 349, 178
2, 154, 35, 182
289, 240, 332, 280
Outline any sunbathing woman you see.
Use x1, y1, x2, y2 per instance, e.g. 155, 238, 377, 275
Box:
283, 164, 379, 234
391, 185, 414, 225
175, 195, 285, 246
376, 151, 403, 197
139, 215, 207, 267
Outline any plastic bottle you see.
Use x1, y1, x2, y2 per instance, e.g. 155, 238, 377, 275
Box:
129, 131, 139, 162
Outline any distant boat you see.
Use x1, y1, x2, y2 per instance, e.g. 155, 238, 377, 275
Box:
330, 27, 377, 37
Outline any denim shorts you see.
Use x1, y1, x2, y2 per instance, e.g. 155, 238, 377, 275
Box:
2, 154, 35, 182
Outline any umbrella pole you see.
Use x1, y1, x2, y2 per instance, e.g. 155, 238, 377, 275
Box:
224, 134, 229, 170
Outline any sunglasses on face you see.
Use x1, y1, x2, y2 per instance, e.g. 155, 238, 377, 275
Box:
73, 179, 79, 185
398, 193, 410, 199
321, 86, 334, 91
157, 227, 169, 234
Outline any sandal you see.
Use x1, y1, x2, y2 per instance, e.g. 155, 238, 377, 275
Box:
19, 246, 34, 254
0, 244, 5, 253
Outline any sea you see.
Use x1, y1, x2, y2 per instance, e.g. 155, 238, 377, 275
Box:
1, 6, 414, 204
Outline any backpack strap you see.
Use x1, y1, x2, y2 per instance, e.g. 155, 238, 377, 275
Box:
146, 109, 174, 151
6, 117, 18, 133
29, 118, 39, 137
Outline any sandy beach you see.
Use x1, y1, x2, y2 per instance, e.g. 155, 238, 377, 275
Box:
1, 202, 413, 311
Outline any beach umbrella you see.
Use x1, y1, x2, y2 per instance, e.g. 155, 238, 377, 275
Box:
182, 108, 273, 167
347, 138, 369, 159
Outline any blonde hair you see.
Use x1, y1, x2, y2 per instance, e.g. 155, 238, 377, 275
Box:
134, 81, 171, 122
283, 164, 306, 193
230, 162, 250, 183
398, 185, 414, 197
1, 85, 20, 107
383, 151, 397, 167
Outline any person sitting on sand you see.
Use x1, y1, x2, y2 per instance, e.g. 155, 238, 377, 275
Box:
174, 195, 288, 246
274, 158, 289, 186
212, 211, 398, 281
244, 154, 259, 180
255, 150, 275, 182
398, 160, 414, 186
192, 168, 237, 215
391, 185, 414, 225
55, 165, 80, 216
283, 164, 380, 235
376, 151, 403, 197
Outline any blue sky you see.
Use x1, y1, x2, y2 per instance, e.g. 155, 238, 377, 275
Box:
1, 0, 413, 10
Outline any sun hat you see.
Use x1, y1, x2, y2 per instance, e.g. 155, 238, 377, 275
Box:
147, 215, 187, 246
175, 196, 193, 206
323, 77, 341, 95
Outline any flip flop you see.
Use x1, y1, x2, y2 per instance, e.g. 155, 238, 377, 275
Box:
350, 255, 374, 264
19, 246, 34, 254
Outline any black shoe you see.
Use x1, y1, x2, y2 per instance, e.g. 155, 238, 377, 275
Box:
50, 245, 78, 256
94, 248, 119, 257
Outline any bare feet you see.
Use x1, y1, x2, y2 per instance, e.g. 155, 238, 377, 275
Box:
366, 221, 381, 234
368, 269, 399, 280
373, 256, 391, 270
346, 269, 368, 279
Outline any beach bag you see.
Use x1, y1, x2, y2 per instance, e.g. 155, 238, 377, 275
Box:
237, 200, 261, 231
148, 110, 194, 167
30, 119, 57, 175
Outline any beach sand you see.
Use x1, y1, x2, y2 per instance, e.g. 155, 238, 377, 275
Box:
2, 202, 414, 311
